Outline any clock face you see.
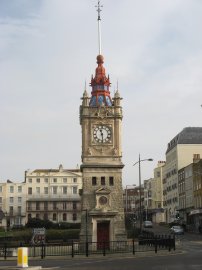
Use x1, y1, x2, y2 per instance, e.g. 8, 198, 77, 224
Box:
93, 125, 111, 143
99, 196, 108, 205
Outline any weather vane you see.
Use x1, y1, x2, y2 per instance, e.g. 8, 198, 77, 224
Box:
95, 1, 103, 55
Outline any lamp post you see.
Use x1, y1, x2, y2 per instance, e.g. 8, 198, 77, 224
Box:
133, 154, 153, 233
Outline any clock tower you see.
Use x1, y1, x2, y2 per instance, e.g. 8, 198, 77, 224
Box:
79, 2, 126, 245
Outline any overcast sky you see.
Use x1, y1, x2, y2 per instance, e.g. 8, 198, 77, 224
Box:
0, 0, 202, 186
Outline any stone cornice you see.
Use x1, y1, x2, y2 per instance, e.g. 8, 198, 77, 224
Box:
80, 163, 124, 171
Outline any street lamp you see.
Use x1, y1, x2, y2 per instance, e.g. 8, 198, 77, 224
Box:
125, 184, 136, 213
133, 154, 153, 233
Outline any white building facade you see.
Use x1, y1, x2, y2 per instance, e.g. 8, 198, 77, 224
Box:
0, 181, 26, 229
164, 127, 202, 223
0, 165, 82, 229
25, 165, 82, 224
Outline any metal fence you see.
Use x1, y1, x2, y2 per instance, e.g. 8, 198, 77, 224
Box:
0, 235, 175, 259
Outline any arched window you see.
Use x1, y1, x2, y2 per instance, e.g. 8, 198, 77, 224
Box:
63, 213, 67, 221
53, 213, 57, 221
73, 213, 77, 221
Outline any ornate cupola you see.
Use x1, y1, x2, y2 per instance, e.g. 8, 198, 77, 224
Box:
89, 54, 112, 107
89, 0, 112, 107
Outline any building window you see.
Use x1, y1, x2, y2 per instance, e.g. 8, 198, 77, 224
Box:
36, 187, 40, 194
15, 216, 22, 225
44, 178, 49, 183
72, 186, 77, 194
28, 187, 32, 195
63, 202, 67, 210
9, 197, 14, 203
63, 213, 67, 221
73, 202, 77, 210
53, 202, 57, 210
36, 178, 40, 183
44, 202, 48, 211
44, 187, 48, 194
36, 214, 40, 219
0, 186, 2, 192
109, 177, 114, 186
101, 177, 105, 185
0, 197, 2, 203
73, 213, 77, 221
63, 187, 67, 194
53, 178, 57, 183
63, 178, 67, 183
92, 177, 97, 186
17, 206, 21, 215
18, 186, 22, 193
44, 213, 48, 220
28, 178, 32, 183
53, 213, 57, 221
73, 178, 77, 183
28, 202, 32, 211
28, 214, 32, 220
18, 197, 22, 203
10, 186, 14, 193
53, 186, 57, 194
9, 206, 13, 215
36, 202, 40, 210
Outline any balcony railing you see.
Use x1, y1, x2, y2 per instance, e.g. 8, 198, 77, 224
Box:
6, 212, 26, 217
26, 207, 81, 212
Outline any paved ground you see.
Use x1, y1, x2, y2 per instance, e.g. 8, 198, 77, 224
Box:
1, 226, 202, 270
0, 246, 185, 269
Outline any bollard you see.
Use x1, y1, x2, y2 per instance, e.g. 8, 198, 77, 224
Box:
17, 247, 28, 268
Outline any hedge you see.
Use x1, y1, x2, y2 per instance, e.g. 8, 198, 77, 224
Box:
0, 228, 80, 244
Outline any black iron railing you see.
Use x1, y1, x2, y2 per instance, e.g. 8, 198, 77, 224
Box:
0, 235, 175, 260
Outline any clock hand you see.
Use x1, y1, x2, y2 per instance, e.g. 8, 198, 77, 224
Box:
100, 129, 104, 142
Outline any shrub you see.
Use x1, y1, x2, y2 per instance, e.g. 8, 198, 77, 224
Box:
46, 229, 80, 242
12, 229, 32, 243
59, 222, 80, 230
26, 218, 54, 229
26, 218, 81, 230
0, 227, 81, 245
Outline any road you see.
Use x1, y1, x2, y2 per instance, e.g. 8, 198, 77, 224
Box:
0, 226, 202, 270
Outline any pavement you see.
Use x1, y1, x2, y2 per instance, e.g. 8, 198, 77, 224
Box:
0, 231, 186, 270
0, 267, 43, 270
0, 248, 183, 270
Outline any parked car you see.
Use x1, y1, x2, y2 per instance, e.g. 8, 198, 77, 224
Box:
143, 220, 153, 228
170, 225, 184, 235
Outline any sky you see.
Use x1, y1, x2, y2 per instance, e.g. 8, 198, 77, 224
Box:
0, 0, 202, 186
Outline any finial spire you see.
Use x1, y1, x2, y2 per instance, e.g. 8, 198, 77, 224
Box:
95, 1, 103, 55
84, 79, 87, 90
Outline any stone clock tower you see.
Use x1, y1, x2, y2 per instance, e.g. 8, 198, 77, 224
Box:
79, 53, 126, 244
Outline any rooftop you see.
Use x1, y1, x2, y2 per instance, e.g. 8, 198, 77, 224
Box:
166, 127, 202, 154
